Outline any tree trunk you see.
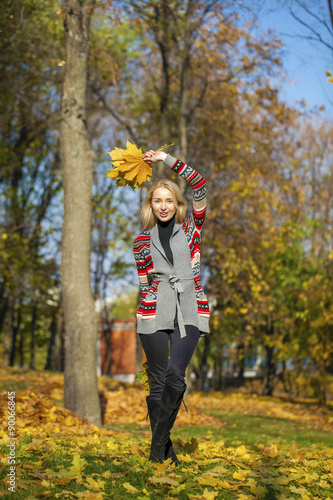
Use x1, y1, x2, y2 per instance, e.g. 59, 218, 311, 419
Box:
60, 0, 101, 426
45, 312, 57, 370
262, 345, 276, 396
262, 318, 276, 396
10, 307, 21, 367
29, 304, 37, 370
236, 340, 245, 388
101, 309, 112, 376
54, 310, 64, 372
201, 334, 210, 393
213, 336, 223, 391
2, 296, 13, 366
19, 322, 24, 367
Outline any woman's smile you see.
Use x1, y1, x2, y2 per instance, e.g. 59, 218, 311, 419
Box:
151, 187, 176, 222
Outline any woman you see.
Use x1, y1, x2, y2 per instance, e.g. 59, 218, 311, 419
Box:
133, 149, 210, 464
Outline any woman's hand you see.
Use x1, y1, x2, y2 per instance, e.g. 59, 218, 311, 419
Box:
142, 150, 167, 165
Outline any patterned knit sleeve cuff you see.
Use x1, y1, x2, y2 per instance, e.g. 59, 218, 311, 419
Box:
163, 154, 178, 168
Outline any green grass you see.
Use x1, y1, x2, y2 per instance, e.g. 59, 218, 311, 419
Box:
110, 408, 333, 450
0, 377, 32, 393
1, 366, 333, 500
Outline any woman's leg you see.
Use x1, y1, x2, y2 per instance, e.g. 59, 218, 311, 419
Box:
139, 330, 169, 399
139, 330, 178, 462
150, 325, 201, 463
166, 324, 201, 391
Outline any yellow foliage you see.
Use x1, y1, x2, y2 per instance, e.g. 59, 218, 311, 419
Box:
233, 470, 251, 480
106, 141, 172, 189
1, 367, 333, 500
149, 476, 180, 486
83, 477, 105, 491
264, 444, 279, 458
123, 482, 139, 493
249, 484, 268, 498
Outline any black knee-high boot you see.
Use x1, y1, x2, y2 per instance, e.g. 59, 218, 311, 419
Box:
146, 396, 178, 463
149, 383, 186, 463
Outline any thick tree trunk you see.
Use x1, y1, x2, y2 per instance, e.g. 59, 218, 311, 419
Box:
60, 0, 101, 426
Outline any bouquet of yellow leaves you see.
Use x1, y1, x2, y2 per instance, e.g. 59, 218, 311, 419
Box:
106, 140, 172, 189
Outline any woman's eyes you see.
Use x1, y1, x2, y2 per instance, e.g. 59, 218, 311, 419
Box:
154, 200, 174, 203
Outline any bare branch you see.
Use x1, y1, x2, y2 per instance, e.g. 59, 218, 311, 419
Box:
290, 9, 333, 51
91, 85, 140, 145
328, 0, 333, 29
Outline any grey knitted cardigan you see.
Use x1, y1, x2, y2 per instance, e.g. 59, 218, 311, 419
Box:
133, 154, 210, 337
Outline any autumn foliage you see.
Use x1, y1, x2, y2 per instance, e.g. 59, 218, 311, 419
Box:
106, 141, 172, 189
1, 367, 333, 499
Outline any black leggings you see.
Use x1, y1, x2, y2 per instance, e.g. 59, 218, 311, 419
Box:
139, 323, 201, 399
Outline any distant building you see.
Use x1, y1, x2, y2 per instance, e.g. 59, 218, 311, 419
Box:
98, 319, 144, 382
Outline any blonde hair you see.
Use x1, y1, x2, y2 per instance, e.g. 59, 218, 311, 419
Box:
140, 179, 188, 231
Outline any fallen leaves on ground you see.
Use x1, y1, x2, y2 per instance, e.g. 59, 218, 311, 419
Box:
0, 367, 333, 500
189, 391, 333, 432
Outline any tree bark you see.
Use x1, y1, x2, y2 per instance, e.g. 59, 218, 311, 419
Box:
213, 335, 223, 391
236, 340, 245, 388
262, 345, 276, 396
18, 322, 24, 367
29, 304, 37, 370
2, 296, 13, 366
54, 310, 64, 372
60, 0, 101, 426
201, 334, 210, 393
45, 312, 57, 371
10, 307, 21, 367
262, 319, 276, 396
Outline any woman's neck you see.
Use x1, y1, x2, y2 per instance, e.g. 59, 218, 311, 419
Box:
157, 215, 176, 229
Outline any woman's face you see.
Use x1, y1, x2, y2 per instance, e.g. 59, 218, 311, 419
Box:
151, 187, 176, 222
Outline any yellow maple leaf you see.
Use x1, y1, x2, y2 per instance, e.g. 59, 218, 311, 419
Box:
123, 482, 139, 493
83, 477, 105, 491
264, 444, 278, 458
178, 453, 193, 463
202, 489, 219, 499
81, 494, 104, 500
250, 484, 268, 499
274, 475, 291, 485
197, 475, 219, 487
233, 470, 250, 480
101, 470, 112, 479
149, 476, 180, 486
106, 140, 173, 189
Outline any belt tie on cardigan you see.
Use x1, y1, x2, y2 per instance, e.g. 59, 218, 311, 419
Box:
158, 274, 194, 338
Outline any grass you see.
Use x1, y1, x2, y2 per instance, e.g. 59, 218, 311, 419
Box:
0, 367, 333, 500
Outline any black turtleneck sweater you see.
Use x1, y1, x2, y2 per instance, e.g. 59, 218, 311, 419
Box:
157, 215, 175, 265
